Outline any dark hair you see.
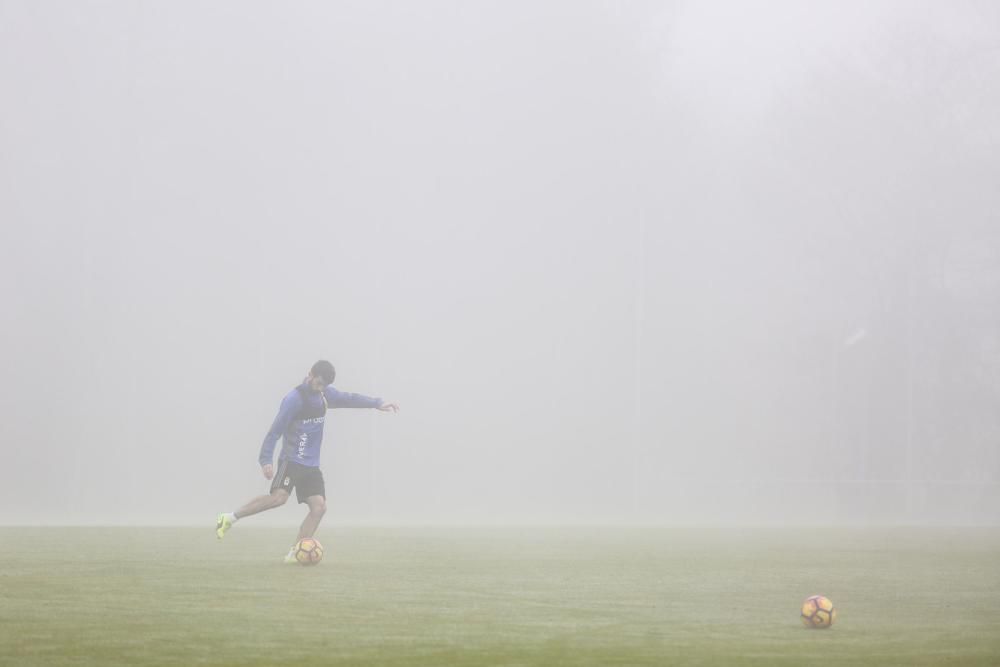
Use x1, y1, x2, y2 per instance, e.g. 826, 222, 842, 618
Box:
310, 360, 336, 384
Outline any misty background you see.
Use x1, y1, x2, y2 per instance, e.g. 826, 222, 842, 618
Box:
1, 1, 998, 525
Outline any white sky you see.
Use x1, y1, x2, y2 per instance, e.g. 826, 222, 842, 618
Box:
1, 0, 998, 524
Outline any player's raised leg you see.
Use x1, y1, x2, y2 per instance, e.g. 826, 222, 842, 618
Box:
217, 488, 289, 539
236, 488, 291, 520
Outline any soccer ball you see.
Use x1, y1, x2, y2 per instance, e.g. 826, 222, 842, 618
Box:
294, 538, 324, 566
801, 595, 836, 628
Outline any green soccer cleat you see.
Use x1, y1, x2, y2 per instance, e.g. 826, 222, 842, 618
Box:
216, 513, 234, 540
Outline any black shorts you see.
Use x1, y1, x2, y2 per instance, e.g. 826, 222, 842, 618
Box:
270, 459, 325, 504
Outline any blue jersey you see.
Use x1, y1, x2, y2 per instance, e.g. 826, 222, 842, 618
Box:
258, 383, 383, 468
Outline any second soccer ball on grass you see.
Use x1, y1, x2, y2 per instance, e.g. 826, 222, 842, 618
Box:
801, 595, 836, 628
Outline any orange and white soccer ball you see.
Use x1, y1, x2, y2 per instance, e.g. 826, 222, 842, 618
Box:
294, 538, 324, 566
801, 595, 836, 628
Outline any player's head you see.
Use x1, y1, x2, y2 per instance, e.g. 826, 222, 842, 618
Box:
307, 360, 336, 391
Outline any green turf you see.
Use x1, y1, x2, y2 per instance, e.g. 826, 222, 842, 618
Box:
1, 526, 998, 666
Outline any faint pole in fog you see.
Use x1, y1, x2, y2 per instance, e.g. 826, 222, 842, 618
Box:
830, 325, 865, 502
829, 335, 842, 479
844, 327, 868, 479
631, 210, 645, 518
370, 219, 382, 521
904, 246, 915, 519
370, 342, 380, 522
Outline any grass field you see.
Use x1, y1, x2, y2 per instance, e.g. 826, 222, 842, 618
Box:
1, 526, 998, 666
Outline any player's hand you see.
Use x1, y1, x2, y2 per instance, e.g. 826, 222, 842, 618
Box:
377, 402, 399, 413
262, 464, 274, 480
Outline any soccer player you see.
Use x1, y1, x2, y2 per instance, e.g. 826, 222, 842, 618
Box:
216, 360, 398, 562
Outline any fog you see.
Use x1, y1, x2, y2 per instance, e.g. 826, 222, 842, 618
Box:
1, 1, 998, 525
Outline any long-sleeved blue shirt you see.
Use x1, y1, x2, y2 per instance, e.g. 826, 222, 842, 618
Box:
258, 383, 383, 468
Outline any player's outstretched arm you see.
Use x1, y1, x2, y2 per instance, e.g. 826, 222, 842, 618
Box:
324, 385, 398, 412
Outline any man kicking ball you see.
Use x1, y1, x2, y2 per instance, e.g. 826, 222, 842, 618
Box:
216, 360, 398, 562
